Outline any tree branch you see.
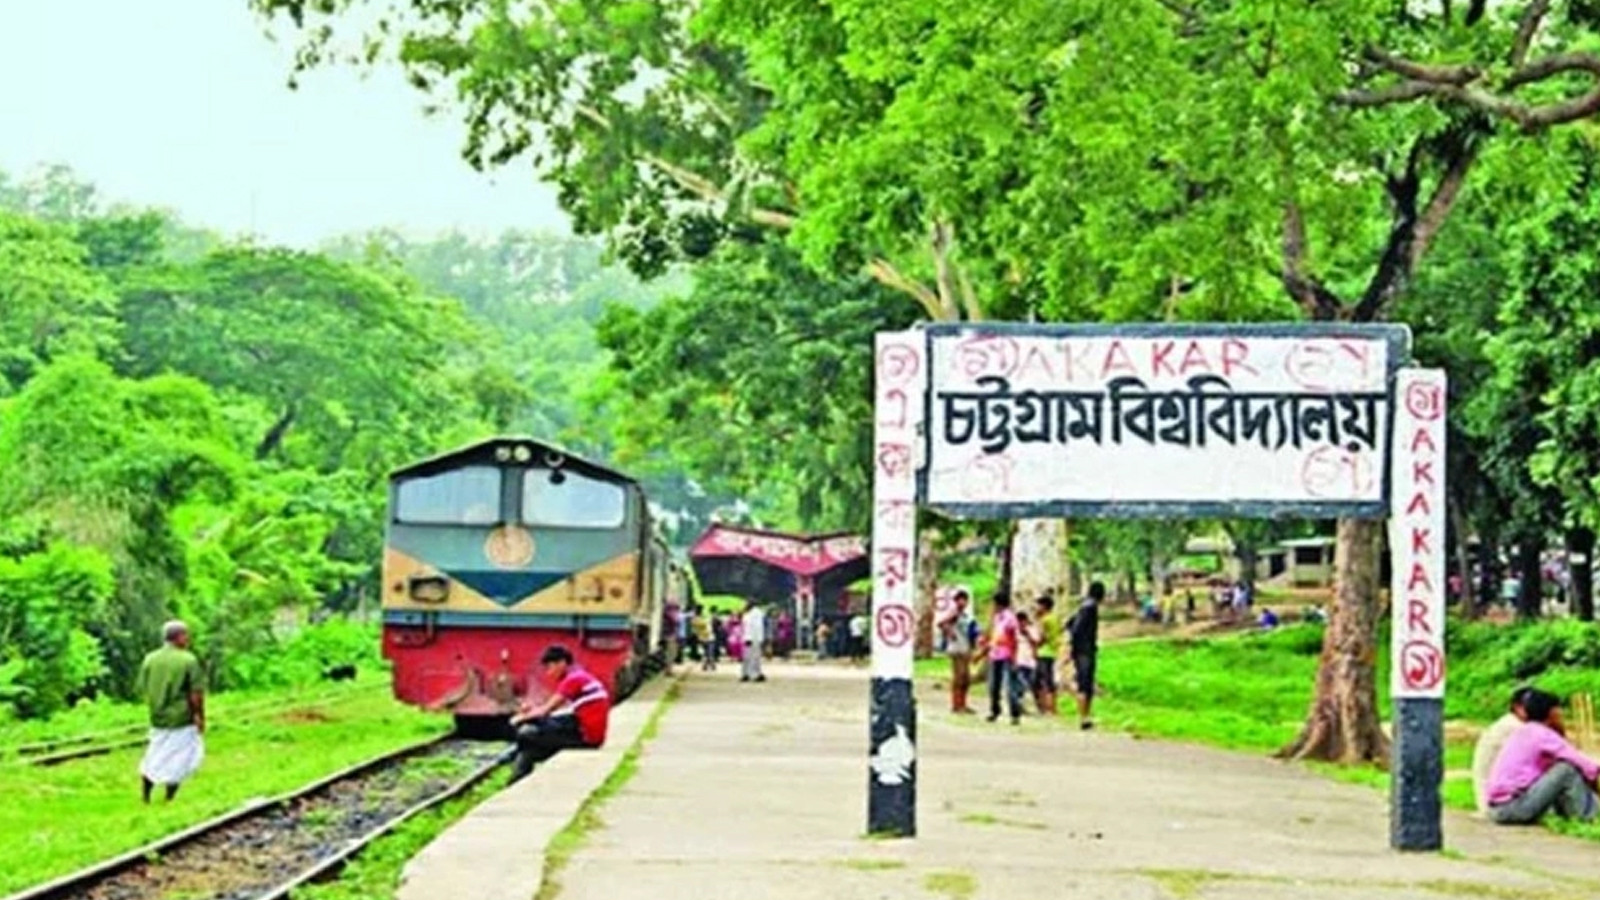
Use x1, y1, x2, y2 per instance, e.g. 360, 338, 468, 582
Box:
1510, 0, 1552, 70
1362, 47, 1481, 85
1338, 29, 1600, 133
1279, 200, 1345, 320
956, 264, 984, 323
1352, 127, 1480, 322
575, 102, 798, 230
1408, 139, 1478, 273
866, 258, 944, 320
929, 222, 962, 321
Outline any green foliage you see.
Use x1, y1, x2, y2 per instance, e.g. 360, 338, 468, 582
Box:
227, 620, 385, 690
590, 241, 920, 532
0, 543, 115, 717
0, 210, 118, 390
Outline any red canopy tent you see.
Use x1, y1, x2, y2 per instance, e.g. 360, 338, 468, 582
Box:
687, 524, 868, 646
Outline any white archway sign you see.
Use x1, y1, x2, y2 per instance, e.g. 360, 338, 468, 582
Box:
866, 322, 1446, 852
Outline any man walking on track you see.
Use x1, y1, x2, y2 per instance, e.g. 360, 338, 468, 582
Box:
507, 645, 611, 784
137, 620, 206, 803
1069, 582, 1103, 731
741, 600, 767, 682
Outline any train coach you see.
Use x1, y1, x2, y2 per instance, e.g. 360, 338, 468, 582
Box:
381, 437, 682, 730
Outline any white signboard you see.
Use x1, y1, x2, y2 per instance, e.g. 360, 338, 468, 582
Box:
923, 324, 1407, 517
870, 332, 923, 680
1390, 369, 1447, 700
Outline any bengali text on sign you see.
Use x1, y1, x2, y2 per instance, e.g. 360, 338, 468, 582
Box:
924, 325, 1407, 514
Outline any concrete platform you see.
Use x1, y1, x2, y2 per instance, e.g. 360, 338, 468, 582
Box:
396, 675, 676, 900
549, 663, 1598, 900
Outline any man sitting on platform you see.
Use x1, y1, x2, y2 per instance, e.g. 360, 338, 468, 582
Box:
1486, 689, 1599, 825
1472, 686, 1533, 816
506, 645, 611, 784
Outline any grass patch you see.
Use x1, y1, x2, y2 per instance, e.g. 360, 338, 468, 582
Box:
835, 858, 907, 871
0, 689, 445, 896
957, 811, 1048, 830
535, 679, 682, 900
922, 870, 977, 900
0, 675, 390, 748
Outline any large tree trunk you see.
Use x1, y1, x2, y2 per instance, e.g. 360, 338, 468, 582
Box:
1010, 519, 1070, 603
1450, 496, 1477, 620
1476, 532, 1501, 613
255, 405, 297, 460
1279, 518, 1389, 764
1149, 546, 1171, 622
1515, 533, 1544, 620
914, 528, 940, 658
997, 523, 1017, 599
1236, 541, 1259, 596
1569, 527, 1595, 622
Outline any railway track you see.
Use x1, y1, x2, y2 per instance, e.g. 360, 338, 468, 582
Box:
4, 683, 389, 767
3, 733, 506, 900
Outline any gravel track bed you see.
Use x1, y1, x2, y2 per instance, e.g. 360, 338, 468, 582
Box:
68, 739, 505, 900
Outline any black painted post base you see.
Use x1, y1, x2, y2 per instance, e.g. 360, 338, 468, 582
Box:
1390, 697, 1444, 851
868, 677, 916, 837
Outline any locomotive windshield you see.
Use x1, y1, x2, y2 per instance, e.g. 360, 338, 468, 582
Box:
522, 469, 627, 529
395, 466, 501, 525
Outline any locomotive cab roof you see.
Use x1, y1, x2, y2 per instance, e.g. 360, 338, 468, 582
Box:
388, 436, 636, 486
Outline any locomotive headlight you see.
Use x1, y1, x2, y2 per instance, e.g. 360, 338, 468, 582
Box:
495, 446, 512, 462
408, 574, 450, 604
513, 445, 532, 462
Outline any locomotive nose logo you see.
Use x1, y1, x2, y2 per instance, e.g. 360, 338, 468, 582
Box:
485, 526, 536, 569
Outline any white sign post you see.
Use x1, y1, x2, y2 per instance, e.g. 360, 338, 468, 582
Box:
866, 332, 924, 835
1388, 368, 1448, 851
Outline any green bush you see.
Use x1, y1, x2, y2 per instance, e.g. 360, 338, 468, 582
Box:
1443, 618, 1600, 721
226, 619, 385, 690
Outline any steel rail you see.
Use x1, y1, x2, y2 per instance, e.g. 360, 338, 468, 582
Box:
0, 731, 487, 900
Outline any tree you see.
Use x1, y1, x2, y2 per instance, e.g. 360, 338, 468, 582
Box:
1488, 135, 1600, 621
117, 247, 476, 465
592, 241, 922, 531
0, 210, 118, 391
257, 0, 1600, 762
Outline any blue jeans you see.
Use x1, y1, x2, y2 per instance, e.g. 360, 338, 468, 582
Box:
987, 659, 1022, 720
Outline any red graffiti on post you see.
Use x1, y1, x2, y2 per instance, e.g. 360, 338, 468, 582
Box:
876, 442, 912, 479
1400, 640, 1445, 692
875, 604, 914, 648
1404, 382, 1443, 421
876, 547, 911, 591
876, 343, 921, 387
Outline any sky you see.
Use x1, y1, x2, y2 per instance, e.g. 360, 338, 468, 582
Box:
0, 1, 570, 247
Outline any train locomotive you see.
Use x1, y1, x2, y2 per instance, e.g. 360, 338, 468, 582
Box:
381, 437, 681, 730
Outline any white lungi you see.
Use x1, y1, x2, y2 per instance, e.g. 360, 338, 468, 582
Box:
141, 725, 204, 785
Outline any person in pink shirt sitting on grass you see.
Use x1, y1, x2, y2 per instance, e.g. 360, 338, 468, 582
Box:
1485, 688, 1599, 825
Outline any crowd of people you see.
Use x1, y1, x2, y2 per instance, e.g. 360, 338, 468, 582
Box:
935, 582, 1102, 731
1471, 687, 1599, 825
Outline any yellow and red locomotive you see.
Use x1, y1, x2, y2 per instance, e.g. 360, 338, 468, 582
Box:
381, 437, 681, 728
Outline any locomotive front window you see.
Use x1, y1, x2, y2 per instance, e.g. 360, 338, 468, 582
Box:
522, 470, 627, 529
395, 466, 502, 525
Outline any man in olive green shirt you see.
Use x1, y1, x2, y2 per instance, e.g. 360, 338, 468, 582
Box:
136, 620, 206, 802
